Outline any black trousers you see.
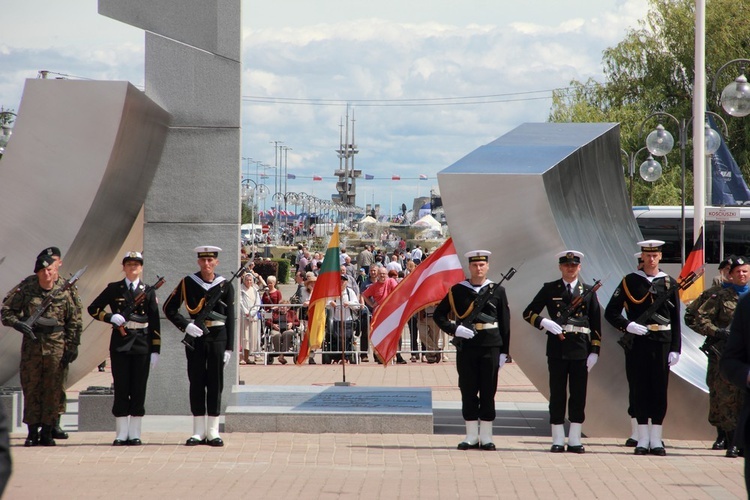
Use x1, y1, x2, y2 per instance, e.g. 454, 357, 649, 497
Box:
631, 339, 670, 425
547, 357, 588, 425
359, 309, 370, 353
456, 346, 500, 421
331, 321, 355, 359
624, 350, 636, 418
110, 349, 150, 417
186, 339, 225, 417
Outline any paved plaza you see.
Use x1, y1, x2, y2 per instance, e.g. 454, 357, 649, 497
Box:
4, 358, 746, 499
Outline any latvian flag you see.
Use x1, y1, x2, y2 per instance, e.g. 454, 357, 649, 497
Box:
313, 175, 323, 181
391, 175, 401, 180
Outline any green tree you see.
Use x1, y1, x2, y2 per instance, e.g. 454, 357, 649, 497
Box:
550, 0, 750, 206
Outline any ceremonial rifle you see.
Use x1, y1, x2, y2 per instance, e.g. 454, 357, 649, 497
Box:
618, 266, 704, 352
451, 266, 517, 351
23, 266, 87, 341
556, 276, 605, 340
181, 261, 250, 351
115, 276, 166, 353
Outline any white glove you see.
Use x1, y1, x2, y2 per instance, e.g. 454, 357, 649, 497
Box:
668, 352, 680, 366
223, 350, 232, 364
626, 322, 648, 336
540, 318, 563, 335
498, 353, 508, 370
586, 353, 598, 372
110, 314, 126, 326
150, 353, 159, 369
455, 325, 475, 340
185, 322, 204, 338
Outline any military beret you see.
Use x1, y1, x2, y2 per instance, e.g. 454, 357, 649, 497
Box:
34, 254, 56, 273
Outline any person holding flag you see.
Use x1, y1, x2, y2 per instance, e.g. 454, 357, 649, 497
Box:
433, 250, 511, 451
296, 225, 346, 365
685, 255, 749, 458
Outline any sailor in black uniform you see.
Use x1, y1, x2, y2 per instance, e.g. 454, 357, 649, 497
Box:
522, 250, 601, 453
163, 246, 235, 447
605, 240, 681, 456
88, 251, 161, 446
433, 250, 511, 451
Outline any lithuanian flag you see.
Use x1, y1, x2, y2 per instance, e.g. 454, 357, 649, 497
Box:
296, 225, 343, 364
678, 227, 705, 304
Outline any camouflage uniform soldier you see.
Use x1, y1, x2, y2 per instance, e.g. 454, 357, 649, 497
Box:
1, 254, 82, 446
685, 255, 749, 458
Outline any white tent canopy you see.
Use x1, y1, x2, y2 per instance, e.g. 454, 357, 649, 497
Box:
359, 215, 378, 224
412, 214, 441, 229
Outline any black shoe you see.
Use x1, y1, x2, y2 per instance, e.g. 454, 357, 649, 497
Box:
127, 438, 142, 446
308, 358, 316, 365
39, 426, 56, 447
24, 425, 40, 447
625, 438, 638, 447
726, 446, 740, 458
360, 355, 369, 363
207, 437, 224, 447
550, 444, 565, 453
52, 425, 69, 440
480, 442, 496, 451
457, 441, 480, 450
396, 356, 407, 364
185, 437, 206, 446
566, 445, 585, 454
649, 446, 666, 456
634, 446, 649, 455
712, 436, 727, 450
112, 439, 128, 446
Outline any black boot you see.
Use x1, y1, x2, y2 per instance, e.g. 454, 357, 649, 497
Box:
24, 424, 40, 447
712, 428, 727, 450
53, 415, 68, 439
39, 425, 56, 447
726, 430, 740, 458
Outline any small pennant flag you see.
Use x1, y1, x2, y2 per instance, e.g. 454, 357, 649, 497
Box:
287, 173, 296, 179
365, 174, 374, 180
313, 175, 323, 181
419, 174, 428, 180
391, 175, 401, 181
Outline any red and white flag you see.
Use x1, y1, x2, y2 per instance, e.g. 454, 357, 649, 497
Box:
313, 175, 323, 181
419, 174, 428, 180
370, 238, 465, 364
391, 175, 401, 180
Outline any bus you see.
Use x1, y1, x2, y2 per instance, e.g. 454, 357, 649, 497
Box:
633, 206, 750, 269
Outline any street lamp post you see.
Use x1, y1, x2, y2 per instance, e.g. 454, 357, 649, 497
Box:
621, 147, 653, 206
640, 112, 725, 265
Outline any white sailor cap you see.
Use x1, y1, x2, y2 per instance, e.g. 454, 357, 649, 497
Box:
464, 250, 491, 262
637, 240, 665, 252
122, 251, 144, 264
555, 250, 583, 264
634, 251, 642, 260
195, 245, 222, 258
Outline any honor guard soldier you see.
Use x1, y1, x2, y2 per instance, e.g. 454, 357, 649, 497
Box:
2, 253, 82, 447
164, 246, 235, 447
685, 255, 749, 457
604, 240, 681, 456
522, 250, 601, 453
433, 250, 511, 451
88, 251, 161, 446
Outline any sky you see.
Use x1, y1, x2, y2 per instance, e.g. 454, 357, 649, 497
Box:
1, 0, 649, 214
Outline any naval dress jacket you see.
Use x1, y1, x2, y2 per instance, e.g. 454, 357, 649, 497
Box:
604, 271, 681, 352
433, 279, 510, 353
163, 272, 235, 351
88, 279, 161, 355
523, 279, 601, 360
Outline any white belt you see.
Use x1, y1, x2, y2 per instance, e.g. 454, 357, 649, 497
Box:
204, 320, 225, 327
474, 322, 498, 331
124, 321, 148, 330
647, 324, 671, 332
563, 325, 590, 334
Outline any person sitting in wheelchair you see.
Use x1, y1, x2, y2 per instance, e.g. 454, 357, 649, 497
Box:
264, 302, 300, 365
326, 275, 362, 364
